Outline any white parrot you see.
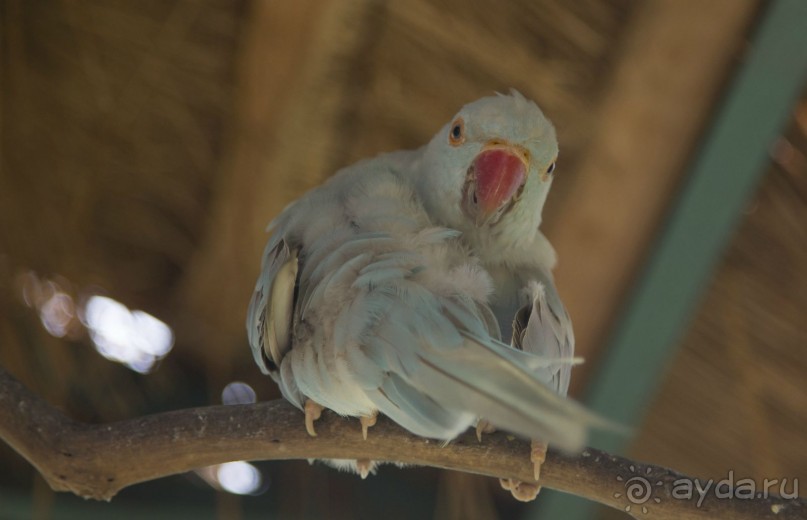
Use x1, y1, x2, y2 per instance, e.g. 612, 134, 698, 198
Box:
247, 91, 600, 501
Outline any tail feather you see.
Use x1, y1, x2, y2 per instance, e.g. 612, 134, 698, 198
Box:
414, 335, 601, 451
346, 291, 616, 451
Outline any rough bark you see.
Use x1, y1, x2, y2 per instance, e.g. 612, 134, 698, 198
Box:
0, 367, 802, 519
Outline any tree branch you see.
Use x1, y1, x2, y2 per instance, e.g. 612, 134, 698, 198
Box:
0, 367, 802, 519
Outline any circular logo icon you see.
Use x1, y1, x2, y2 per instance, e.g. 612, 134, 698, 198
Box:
615, 465, 663, 514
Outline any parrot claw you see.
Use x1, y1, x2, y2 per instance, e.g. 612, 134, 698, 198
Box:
304, 399, 324, 437
499, 439, 547, 502
475, 419, 496, 442
360, 412, 378, 440
356, 459, 373, 479
531, 439, 547, 481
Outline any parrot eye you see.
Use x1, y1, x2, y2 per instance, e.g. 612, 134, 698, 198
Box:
448, 118, 465, 146
546, 162, 556, 175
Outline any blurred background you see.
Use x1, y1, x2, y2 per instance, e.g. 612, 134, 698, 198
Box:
1, 0, 806, 518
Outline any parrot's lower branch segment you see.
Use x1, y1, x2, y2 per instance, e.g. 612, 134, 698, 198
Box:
0, 367, 802, 519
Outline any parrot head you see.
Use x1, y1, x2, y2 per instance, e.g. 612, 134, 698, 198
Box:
417, 91, 558, 245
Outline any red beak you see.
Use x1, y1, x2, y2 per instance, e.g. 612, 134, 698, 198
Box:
469, 147, 528, 225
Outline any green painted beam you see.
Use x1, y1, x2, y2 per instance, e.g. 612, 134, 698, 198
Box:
533, 0, 807, 518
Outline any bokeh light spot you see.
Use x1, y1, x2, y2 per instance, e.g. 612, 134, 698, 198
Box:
222, 381, 257, 405
83, 295, 174, 373
216, 461, 262, 495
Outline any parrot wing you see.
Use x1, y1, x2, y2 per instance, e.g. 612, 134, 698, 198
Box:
246, 233, 299, 377
511, 277, 576, 397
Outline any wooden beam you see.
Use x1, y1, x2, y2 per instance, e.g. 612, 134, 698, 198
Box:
539, 0, 807, 518
546, 0, 760, 394
175, 0, 381, 367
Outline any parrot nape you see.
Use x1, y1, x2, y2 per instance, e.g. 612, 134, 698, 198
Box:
247, 91, 607, 501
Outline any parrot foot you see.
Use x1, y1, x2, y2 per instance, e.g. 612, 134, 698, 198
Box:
531, 439, 547, 481
499, 478, 541, 502
355, 459, 374, 479
475, 419, 496, 442
499, 439, 547, 502
304, 399, 324, 437
360, 412, 377, 440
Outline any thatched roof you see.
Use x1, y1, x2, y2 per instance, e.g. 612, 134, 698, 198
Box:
3, 1, 805, 518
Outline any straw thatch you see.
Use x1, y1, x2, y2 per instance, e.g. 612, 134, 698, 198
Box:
2, 1, 804, 519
